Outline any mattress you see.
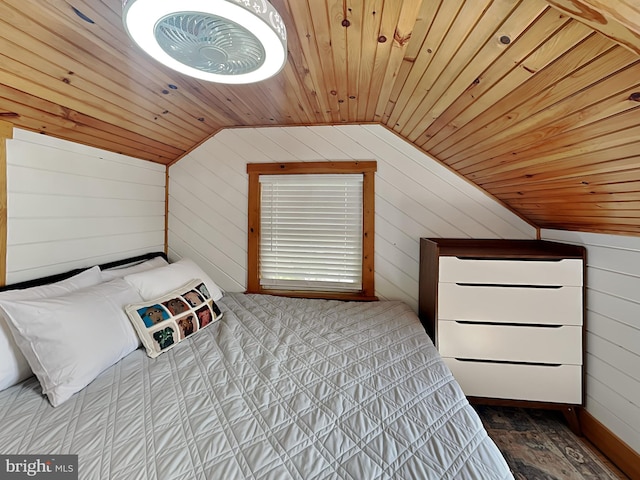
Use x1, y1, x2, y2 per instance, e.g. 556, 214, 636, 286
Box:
0, 293, 513, 479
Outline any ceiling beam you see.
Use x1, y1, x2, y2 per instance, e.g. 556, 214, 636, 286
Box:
545, 0, 640, 56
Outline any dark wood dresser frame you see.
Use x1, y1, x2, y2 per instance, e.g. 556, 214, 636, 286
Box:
418, 238, 586, 435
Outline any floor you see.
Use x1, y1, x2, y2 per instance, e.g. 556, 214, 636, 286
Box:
474, 405, 630, 480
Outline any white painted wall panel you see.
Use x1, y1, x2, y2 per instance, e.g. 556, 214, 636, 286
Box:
8, 139, 165, 185
170, 164, 245, 232
376, 178, 466, 237
586, 354, 640, 418
10, 193, 164, 219
169, 125, 535, 311
8, 217, 161, 245
542, 229, 640, 454
6, 129, 165, 282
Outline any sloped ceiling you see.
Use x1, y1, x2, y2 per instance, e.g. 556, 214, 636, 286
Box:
1, 0, 639, 235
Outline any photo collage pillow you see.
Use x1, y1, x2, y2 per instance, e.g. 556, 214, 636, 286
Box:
125, 279, 222, 358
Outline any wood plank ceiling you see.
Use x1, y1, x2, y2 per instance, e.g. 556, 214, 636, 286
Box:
1, 0, 639, 235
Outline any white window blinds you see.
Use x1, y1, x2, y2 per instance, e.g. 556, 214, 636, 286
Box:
259, 173, 364, 292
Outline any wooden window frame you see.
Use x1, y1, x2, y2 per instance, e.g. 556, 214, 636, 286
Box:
0, 121, 12, 286
247, 161, 377, 301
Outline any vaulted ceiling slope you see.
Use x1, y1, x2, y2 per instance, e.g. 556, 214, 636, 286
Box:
1, 0, 639, 235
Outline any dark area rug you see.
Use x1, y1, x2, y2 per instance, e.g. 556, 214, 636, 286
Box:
474, 406, 627, 480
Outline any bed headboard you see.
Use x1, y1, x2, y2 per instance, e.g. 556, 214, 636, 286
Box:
0, 252, 168, 292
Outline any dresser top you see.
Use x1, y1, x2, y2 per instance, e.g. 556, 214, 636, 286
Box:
421, 238, 585, 259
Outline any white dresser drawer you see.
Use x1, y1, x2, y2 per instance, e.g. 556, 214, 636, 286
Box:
438, 283, 582, 325
444, 358, 582, 404
438, 321, 582, 364
439, 257, 583, 286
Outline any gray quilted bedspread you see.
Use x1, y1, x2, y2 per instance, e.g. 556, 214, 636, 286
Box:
0, 293, 513, 479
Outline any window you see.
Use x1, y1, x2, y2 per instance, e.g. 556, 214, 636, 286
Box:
247, 161, 376, 300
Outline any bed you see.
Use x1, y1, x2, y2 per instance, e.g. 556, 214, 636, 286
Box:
0, 253, 513, 479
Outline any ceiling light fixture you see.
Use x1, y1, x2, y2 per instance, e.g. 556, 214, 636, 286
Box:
122, 0, 287, 84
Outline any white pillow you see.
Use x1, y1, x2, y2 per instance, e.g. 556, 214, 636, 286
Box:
100, 255, 168, 281
0, 266, 104, 391
124, 257, 223, 301
0, 278, 142, 406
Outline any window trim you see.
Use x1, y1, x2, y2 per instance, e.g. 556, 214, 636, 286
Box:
247, 161, 377, 301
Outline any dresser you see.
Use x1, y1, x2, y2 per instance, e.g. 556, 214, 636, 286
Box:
419, 238, 585, 433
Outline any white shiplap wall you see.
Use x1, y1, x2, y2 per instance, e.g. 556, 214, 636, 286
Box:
6, 129, 166, 282
542, 229, 640, 454
168, 125, 535, 311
